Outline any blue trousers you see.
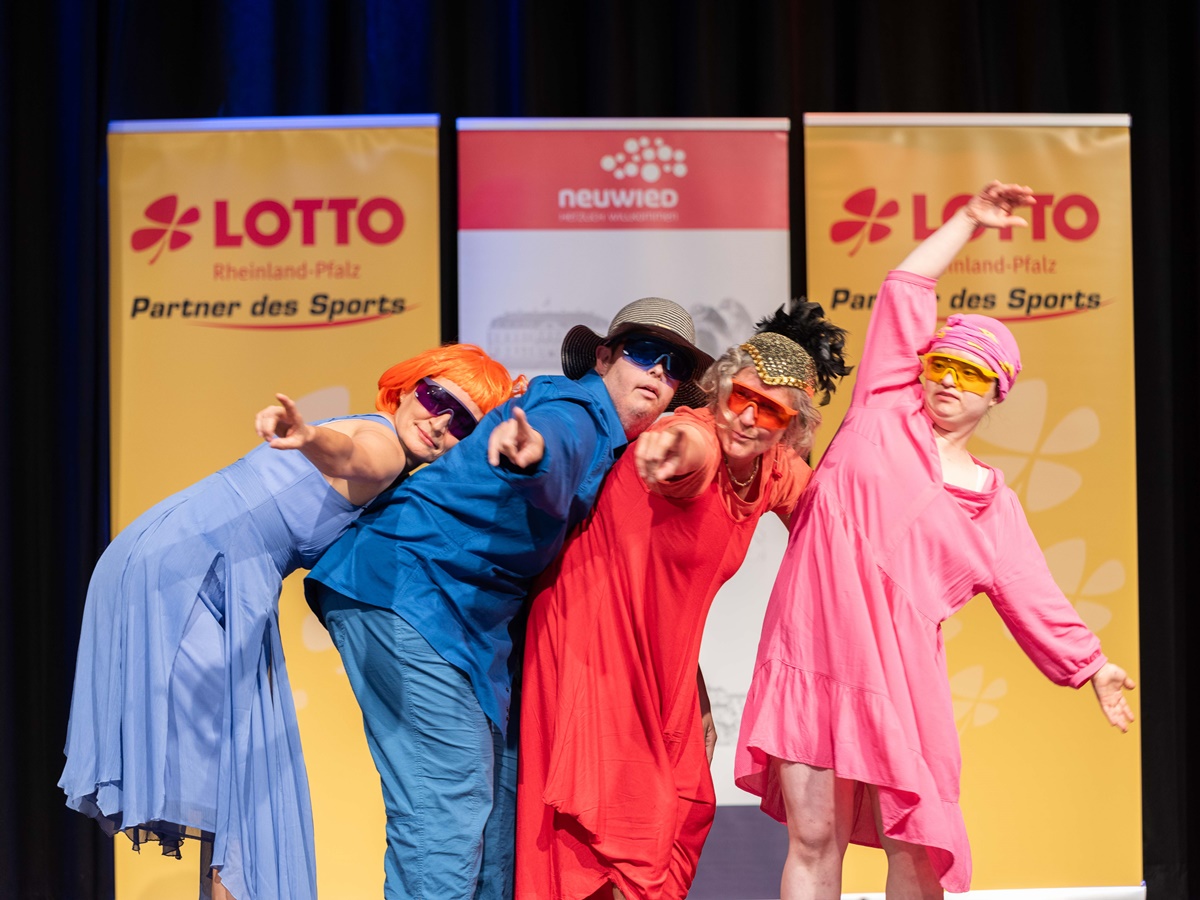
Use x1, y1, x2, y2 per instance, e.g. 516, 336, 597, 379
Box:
320, 591, 516, 900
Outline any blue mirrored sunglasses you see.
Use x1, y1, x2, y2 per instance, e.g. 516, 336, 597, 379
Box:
414, 378, 478, 440
619, 338, 695, 383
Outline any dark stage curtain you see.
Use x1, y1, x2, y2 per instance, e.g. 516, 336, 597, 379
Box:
1, 1, 1191, 897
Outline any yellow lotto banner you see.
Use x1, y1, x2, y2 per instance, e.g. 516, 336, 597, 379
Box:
108, 116, 440, 899
804, 114, 1141, 896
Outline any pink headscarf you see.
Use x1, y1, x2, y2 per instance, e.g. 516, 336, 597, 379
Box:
923, 313, 1022, 400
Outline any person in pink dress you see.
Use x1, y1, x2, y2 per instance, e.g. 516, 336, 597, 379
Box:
734, 181, 1136, 899
515, 304, 850, 900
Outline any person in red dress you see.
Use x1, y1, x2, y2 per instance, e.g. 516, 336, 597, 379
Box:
514, 304, 850, 900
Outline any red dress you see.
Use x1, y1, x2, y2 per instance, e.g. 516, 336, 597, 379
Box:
515, 407, 810, 900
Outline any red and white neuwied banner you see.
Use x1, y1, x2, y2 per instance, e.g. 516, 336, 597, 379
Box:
459, 126, 787, 230
457, 117, 790, 376
457, 118, 790, 828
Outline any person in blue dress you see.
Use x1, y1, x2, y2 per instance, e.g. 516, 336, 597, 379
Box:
60, 344, 521, 900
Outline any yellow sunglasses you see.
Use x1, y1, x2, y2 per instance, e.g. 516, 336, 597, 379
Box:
922, 353, 999, 396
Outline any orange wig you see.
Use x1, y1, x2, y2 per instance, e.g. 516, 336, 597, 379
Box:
375, 344, 521, 416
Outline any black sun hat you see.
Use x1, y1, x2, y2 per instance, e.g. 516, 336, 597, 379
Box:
560, 297, 714, 410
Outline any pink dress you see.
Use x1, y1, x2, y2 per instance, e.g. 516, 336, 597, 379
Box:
517, 407, 810, 900
733, 270, 1107, 893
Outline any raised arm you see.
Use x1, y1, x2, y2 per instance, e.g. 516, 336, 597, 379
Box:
851, 181, 1037, 405
896, 180, 1035, 278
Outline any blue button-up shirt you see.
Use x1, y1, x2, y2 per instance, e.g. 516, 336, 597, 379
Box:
305, 371, 627, 732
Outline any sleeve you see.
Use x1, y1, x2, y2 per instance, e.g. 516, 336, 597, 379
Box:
986, 492, 1107, 688
766, 445, 812, 518
646, 407, 721, 501
491, 395, 607, 518
851, 270, 939, 408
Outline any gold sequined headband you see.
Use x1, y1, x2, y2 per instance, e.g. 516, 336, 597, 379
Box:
741, 332, 816, 397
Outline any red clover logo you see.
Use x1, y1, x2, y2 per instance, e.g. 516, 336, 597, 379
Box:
131, 195, 200, 264
831, 188, 899, 256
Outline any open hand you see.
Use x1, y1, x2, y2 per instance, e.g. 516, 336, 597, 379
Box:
963, 180, 1037, 230
1091, 662, 1136, 732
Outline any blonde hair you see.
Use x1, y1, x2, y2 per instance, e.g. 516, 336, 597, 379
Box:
375, 344, 521, 415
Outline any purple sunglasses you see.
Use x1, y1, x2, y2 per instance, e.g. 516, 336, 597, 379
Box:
414, 377, 479, 440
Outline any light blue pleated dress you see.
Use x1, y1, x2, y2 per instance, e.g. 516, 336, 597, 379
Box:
60, 414, 396, 900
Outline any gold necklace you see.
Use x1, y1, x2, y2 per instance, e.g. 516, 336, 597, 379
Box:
725, 454, 759, 489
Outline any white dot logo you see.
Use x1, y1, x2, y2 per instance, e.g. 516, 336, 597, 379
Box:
601, 136, 688, 184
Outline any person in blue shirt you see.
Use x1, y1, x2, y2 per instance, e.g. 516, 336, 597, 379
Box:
304, 297, 711, 900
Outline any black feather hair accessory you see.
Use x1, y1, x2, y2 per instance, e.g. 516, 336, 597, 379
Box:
743, 298, 852, 406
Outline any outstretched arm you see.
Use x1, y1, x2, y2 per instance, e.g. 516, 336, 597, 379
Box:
1090, 662, 1136, 732
255, 392, 406, 487
895, 180, 1035, 279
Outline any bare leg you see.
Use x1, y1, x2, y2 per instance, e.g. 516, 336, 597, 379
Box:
867, 786, 942, 900
211, 869, 236, 900
776, 759, 856, 900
